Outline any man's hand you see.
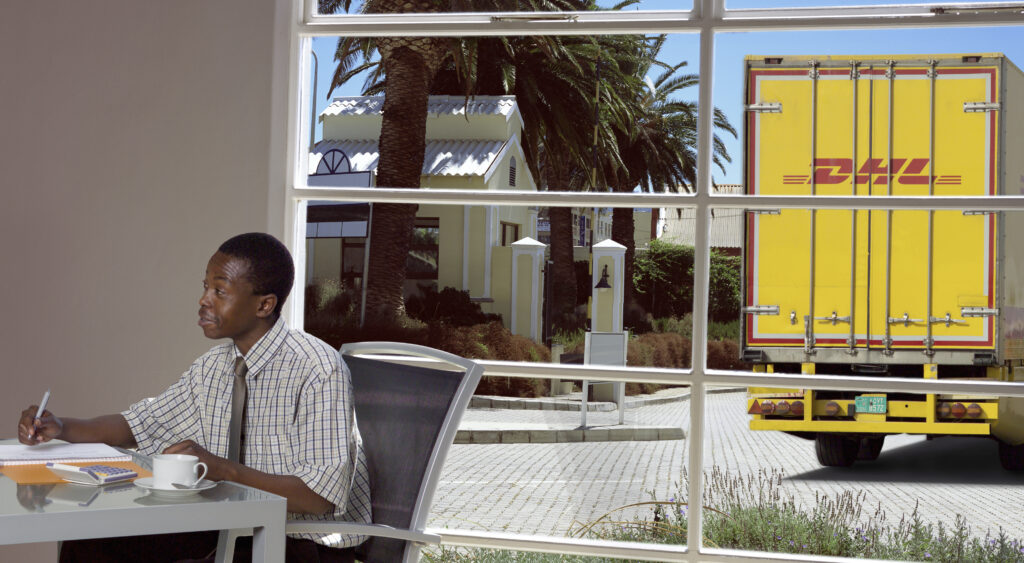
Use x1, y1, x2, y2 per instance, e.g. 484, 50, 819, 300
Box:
162, 439, 333, 514
162, 440, 236, 482
17, 406, 63, 445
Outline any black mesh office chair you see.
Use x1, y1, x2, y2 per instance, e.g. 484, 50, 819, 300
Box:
286, 342, 482, 563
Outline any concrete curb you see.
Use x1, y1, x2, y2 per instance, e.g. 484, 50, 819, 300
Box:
454, 425, 685, 444
457, 388, 744, 444
468, 386, 744, 411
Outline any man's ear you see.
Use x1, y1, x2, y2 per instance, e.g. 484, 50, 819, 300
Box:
256, 294, 278, 319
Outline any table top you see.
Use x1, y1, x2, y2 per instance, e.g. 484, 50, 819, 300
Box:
0, 440, 286, 547
1, 440, 280, 518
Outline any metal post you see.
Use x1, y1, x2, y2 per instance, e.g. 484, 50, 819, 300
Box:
925, 60, 938, 356
883, 60, 896, 354
848, 61, 859, 354
806, 60, 820, 355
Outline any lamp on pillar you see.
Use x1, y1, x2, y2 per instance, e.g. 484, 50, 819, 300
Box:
594, 264, 612, 289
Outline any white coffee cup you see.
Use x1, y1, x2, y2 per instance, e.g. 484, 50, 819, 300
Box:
152, 454, 208, 489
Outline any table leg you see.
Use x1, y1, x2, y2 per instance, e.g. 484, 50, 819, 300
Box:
215, 529, 238, 563
252, 520, 286, 563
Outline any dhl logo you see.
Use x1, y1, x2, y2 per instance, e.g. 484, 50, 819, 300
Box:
783, 158, 962, 185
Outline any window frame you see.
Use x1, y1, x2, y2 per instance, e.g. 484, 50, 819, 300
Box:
277, 1, 1024, 561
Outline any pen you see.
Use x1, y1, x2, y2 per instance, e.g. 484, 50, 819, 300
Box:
29, 389, 50, 440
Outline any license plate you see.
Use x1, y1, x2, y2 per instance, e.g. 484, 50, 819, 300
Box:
854, 396, 887, 414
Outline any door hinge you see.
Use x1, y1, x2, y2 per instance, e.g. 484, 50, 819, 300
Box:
964, 102, 1000, 113
745, 102, 782, 113
961, 307, 999, 318
744, 305, 780, 315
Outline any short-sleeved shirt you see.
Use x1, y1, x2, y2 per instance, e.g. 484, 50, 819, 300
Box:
122, 318, 371, 547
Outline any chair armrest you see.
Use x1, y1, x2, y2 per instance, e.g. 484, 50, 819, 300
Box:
285, 521, 441, 545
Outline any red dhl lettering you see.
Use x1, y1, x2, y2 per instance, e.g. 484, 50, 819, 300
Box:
782, 158, 962, 185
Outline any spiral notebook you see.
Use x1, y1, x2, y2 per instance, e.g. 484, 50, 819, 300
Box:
0, 442, 131, 466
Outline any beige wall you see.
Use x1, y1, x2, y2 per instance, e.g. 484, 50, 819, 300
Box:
1, 1, 279, 557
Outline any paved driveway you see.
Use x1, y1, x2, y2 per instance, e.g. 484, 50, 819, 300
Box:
428, 391, 1024, 544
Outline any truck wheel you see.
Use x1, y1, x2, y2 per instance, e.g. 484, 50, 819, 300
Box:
815, 433, 858, 467
998, 441, 1024, 470
857, 436, 885, 461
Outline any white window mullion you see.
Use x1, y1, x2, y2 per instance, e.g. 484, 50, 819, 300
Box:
287, 1, 1024, 560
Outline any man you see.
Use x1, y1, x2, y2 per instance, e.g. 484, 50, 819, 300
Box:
17, 233, 370, 562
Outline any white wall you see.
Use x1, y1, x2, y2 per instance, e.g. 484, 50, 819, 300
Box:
0, 1, 280, 557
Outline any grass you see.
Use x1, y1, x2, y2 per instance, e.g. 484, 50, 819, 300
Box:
422, 466, 1024, 562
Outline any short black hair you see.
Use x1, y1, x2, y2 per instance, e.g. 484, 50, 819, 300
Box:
217, 233, 294, 318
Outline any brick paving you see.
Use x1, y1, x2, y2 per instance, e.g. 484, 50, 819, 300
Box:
428, 390, 1024, 545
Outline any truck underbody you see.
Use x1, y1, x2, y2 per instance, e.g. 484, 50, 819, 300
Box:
746, 361, 1024, 469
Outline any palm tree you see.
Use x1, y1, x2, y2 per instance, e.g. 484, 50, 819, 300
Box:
599, 35, 736, 323
319, 0, 590, 328
430, 33, 640, 330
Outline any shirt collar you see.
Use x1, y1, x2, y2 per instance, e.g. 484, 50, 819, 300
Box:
234, 316, 288, 377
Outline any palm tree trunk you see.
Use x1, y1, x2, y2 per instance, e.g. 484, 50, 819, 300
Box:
364, 41, 432, 327
544, 157, 578, 331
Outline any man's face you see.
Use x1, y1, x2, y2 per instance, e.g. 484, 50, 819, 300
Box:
198, 252, 272, 350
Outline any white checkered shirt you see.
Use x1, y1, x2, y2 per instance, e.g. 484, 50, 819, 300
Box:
123, 317, 372, 547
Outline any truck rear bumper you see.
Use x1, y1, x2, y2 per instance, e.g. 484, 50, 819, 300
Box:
750, 419, 991, 435
743, 347, 994, 366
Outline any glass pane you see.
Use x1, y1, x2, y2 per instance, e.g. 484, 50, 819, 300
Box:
314, 0, 692, 16
703, 380, 1024, 559
699, 208, 1024, 554
308, 33, 705, 193
728, 0, 1008, 8
714, 27, 1024, 194
429, 380, 690, 548
301, 202, 696, 371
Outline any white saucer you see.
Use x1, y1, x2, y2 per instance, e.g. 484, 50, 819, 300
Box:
134, 477, 216, 499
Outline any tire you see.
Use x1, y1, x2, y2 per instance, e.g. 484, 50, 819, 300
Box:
998, 441, 1024, 470
857, 436, 885, 461
815, 433, 858, 467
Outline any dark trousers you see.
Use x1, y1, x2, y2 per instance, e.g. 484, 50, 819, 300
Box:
59, 531, 357, 563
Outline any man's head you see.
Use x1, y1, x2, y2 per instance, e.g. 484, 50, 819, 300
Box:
198, 233, 294, 353
216, 233, 294, 317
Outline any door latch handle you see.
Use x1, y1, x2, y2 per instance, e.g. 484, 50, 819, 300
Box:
929, 313, 967, 327
887, 312, 923, 327
814, 311, 851, 325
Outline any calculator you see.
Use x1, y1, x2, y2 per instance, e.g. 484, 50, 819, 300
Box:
45, 463, 139, 486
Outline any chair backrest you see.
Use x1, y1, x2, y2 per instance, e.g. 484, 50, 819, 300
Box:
341, 342, 482, 563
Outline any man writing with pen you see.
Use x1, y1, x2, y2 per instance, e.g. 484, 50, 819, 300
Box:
16, 233, 371, 563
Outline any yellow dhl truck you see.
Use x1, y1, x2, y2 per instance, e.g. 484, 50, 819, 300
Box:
741, 54, 1024, 468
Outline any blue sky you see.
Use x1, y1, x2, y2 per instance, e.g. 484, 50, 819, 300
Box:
310, 10, 1022, 185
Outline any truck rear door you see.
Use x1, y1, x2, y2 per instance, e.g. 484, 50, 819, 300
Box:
744, 55, 999, 359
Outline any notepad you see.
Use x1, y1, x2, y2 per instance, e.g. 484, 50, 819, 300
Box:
0, 442, 130, 466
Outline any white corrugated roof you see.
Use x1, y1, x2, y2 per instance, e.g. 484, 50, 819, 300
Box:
310, 138, 508, 177
320, 95, 518, 119
659, 185, 745, 248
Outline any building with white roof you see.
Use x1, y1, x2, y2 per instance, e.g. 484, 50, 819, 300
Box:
657, 184, 744, 254
306, 95, 543, 338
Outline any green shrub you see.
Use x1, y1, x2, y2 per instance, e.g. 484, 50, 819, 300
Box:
633, 240, 741, 323
406, 286, 502, 327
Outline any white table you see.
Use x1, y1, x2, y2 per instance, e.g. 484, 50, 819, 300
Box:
0, 444, 286, 563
